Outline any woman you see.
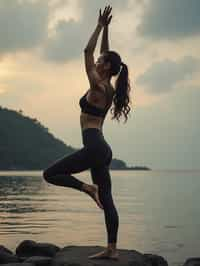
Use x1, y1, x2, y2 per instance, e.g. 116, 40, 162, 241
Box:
43, 5, 131, 260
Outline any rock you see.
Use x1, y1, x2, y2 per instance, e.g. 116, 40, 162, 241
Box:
0, 245, 13, 255
144, 254, 168, 266
18, 256, 29, 263
183, 258, 200, 266
0, 242, 172, 266
0, 263, 35, 266
16, 240, 61, 258
24, 256, 52, 266
51, 245, 162, 266
0, 248, 19, 264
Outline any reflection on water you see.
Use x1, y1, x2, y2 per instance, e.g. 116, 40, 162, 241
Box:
0, 174, 48, 237
0, 170, 200, 266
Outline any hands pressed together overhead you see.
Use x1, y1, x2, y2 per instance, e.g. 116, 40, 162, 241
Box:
98, 5, 112, 27
84, 5, 112, 53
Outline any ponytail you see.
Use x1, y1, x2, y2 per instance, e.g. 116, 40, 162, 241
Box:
110, 62, 132, 123
103, 50, 132, 123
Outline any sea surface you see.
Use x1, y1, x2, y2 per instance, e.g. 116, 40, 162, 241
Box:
0, 170, 200, 266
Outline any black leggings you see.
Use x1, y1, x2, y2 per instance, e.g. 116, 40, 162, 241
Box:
43, 128, 119, 243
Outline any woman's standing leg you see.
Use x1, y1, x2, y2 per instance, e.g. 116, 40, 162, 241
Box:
89, 165, 119, 259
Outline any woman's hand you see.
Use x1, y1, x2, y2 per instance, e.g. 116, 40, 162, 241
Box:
98, 5, 112, 27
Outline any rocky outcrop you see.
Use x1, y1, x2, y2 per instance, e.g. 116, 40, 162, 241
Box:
0, 239, 198, 266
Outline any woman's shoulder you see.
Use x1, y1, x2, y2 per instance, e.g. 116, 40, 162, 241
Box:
88, 82, 114, 99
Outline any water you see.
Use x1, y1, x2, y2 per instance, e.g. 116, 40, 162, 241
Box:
0, 170, 200, 266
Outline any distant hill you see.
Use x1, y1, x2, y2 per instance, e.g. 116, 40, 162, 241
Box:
0, 106, 150, 170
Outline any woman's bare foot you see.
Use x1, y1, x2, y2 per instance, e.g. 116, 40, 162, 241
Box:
83, 184, 104, 210
88, 248, 119, 260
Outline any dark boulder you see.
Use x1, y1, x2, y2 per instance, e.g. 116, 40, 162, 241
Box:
16, 240, 61, 258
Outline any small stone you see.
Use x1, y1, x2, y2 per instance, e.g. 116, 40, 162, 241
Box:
144, 253, 168, 266
183, 257, 200, 266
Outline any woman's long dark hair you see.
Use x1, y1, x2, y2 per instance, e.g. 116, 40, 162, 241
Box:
103, 50, 132, 123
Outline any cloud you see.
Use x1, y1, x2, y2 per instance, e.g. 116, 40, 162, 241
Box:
42, 0, 130, 63
0, 0, 133, 63
137, 0, 200, 40
42, 19, 85, 63
136, 56, 200, 94
0, 0, 49, 55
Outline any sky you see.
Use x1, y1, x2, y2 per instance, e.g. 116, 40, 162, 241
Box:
0, 0, 199, 170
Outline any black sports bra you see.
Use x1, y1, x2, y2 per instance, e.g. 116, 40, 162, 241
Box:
79, 89, 110, 118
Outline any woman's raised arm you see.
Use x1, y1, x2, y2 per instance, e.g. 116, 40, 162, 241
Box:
84, 6, 112, 88
100, 6, 112, 54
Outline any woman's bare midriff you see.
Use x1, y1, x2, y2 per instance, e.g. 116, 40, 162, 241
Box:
80, 112, 104, 132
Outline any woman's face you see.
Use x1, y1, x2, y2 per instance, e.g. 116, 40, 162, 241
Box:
95, 53, 110, 76
95, 54, 105, 74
